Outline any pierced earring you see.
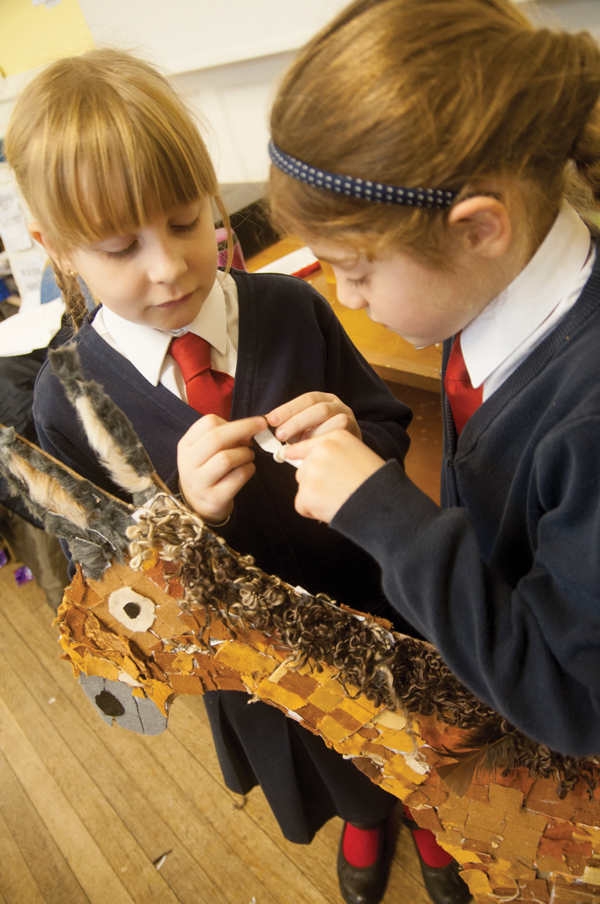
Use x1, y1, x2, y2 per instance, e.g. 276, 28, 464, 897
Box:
67, 269, 78, 277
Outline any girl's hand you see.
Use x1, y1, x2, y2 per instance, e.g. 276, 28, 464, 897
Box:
178, 414, 267, 523
266, 392, 362, 443
283, 429, 385, 523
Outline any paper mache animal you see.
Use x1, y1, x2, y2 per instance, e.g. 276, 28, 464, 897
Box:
0, 344, 599, 904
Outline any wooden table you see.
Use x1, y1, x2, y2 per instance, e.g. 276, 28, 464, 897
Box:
247, 236, 442, 393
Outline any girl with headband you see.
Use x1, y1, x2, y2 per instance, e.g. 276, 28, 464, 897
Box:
267, 0, 600, 898
6, 47, 415, 904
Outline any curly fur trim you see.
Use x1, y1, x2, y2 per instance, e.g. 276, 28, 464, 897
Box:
127, 493, 599, 795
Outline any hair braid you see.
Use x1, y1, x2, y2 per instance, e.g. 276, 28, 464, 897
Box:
49, 260, 89, 330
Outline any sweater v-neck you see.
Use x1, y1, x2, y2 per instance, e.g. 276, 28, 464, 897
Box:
446, 239, 600, 460
78, 269, 259, 424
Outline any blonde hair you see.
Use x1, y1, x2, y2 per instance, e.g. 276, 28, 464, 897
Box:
269, 0, 600, 262
5, 48, 230, 327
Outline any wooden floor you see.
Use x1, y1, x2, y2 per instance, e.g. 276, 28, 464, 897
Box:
0, 386, 442, 904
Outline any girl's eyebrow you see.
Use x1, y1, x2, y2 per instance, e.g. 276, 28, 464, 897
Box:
314, 252, 360, 267
90, 232, 135, 248
318, 255, 345, 264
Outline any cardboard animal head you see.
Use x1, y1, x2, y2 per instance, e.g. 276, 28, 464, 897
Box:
1, 344, 599, 904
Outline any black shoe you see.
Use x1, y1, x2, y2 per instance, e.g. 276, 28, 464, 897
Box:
337, 821, 390, 904
403, 814, 472, 904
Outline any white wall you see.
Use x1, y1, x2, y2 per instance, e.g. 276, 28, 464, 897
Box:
75, 0, 353, 193
3, 0, 600, 200
1, 1, 352, 191
530, 1, 600, 38
0, 48, 294, 199
77, 0, 349, 75
173, 51, 296, 200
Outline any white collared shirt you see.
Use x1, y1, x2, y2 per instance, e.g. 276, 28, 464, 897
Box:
461, 201, 596, 401
92, 269, 239, 402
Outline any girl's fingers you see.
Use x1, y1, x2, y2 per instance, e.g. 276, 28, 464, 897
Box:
267, 393, 358, 441
283, 430, 385, 522
281, 434, 322, 461
179, 414, 267, 462
302, 411, 359, 440
265, 392, 339, 439
179, 412, 226, 444
267, 392, 336, 428
277, 401, 337, 441
187, 460, 257, 516
194, 445, 256, 486
178, 449, 257, 521
210, 461, 256, 500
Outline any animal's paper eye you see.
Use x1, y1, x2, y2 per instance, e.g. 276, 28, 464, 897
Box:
79, 675, 168, 735
108, 587, 156, 632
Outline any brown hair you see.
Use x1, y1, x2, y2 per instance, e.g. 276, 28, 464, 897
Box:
269, 0, 600, 262
5, 48, 230, 327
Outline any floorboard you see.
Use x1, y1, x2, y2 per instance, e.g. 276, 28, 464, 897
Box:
0, 748, 88, 904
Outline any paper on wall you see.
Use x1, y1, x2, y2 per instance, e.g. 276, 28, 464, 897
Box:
8, 250, 48, 311
0, 188, 32, 253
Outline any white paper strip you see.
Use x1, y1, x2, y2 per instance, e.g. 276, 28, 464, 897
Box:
255, 246, 317, 276
0, 297, 65, 356
253, 428, 303, 468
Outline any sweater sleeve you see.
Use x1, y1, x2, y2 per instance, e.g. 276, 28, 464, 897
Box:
331, 417, 600, 757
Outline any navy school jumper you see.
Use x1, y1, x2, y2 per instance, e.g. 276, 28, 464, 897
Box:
33, 269, 413, 842
333, 241, 600, 758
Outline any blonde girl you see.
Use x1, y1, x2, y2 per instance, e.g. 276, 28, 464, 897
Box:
6, 48, 414, 904
267, 0, 600, 895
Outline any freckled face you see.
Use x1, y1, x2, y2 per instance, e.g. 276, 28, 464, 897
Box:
309, 240, 491, 348
65, 197, 218, 330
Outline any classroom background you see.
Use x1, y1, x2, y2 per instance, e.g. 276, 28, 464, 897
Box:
0, 3, 599, 904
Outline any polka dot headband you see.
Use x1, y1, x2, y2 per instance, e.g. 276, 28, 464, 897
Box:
268, 140, 457, 209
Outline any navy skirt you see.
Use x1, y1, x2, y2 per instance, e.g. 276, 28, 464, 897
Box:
204, 690, 396, 844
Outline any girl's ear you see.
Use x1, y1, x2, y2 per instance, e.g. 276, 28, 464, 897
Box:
447, 196, 512, 260
29, 221, 52, 254
29, 222, 73, 270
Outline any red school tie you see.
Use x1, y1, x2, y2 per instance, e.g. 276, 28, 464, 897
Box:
444, 332, 483, 435
170, 332, 234, 421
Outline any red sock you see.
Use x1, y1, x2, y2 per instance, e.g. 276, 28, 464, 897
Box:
404, 806, 453, 869
342, 822, 382, 868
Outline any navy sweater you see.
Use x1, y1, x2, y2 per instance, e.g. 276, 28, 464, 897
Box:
333, 248, 600, 757
34, 269, 412, 624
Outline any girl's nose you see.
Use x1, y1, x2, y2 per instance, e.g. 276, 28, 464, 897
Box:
335, 280, 367, 311
147, 240, 187, 284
